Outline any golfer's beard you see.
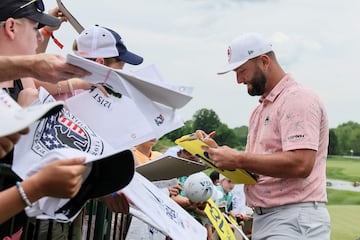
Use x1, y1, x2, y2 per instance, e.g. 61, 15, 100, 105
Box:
248, 68, 267, 96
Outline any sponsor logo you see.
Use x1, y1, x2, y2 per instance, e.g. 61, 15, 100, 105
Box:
32, 109, 104, 156
288, 134, 305, 141
154, 114, 165, 126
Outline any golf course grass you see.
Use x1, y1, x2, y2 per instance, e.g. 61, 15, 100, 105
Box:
328, 205, 360, 240
327, 156, 360, 182
327, 157, 360, 240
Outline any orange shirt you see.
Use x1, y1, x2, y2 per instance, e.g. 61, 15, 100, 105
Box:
132, 147, 162, 166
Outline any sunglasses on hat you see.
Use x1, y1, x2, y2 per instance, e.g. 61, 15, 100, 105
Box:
11, 0, 45, 18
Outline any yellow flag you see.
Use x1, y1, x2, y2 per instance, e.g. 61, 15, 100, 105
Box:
204, 199, 236, 240
228, 215, 239, 226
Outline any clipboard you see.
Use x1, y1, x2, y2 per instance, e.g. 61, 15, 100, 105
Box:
175, 135, 257, 184
56, 0, 84, 33
136, 154, 208, 181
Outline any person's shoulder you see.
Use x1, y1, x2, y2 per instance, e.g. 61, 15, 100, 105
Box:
216, 185, 224, 192
280, 78, 321, 103
285, 76, 319, 98
150, 151, 162, 159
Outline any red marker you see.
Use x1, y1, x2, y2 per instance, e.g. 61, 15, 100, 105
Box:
208, 131, 216, 138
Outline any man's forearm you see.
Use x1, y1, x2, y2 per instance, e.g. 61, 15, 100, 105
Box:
0, 55, 35, 82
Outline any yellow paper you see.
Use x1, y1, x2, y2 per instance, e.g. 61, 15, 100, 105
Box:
175, 135, 257, 184
204, 199, 236, 240
228, 215, 239, 226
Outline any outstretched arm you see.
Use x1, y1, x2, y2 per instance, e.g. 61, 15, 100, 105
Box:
0, 54, 90, 83
0, 157, 87, 224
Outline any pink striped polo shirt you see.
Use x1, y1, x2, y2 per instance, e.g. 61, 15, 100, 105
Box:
245, 74, 328, 208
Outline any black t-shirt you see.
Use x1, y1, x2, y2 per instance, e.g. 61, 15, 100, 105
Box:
0, 80, 28, 238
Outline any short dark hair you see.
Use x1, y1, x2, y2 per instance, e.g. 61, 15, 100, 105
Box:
209, 170, 219, 184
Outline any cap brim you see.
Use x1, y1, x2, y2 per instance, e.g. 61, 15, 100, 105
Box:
219, 174, 227, 181
55, 149, 135, 219
217, 59, 248, 75
0, 101, 64, 137
27, 11, 61, 28
117, 51, 144, 65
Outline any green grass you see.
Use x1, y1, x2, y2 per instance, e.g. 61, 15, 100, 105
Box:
327, 189, 360, 205
326, 157, 360, 239
327, 156, 360, 182
328, 205, 360, 240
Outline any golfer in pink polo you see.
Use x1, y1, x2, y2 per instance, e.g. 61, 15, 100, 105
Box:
204, 32, 330, 240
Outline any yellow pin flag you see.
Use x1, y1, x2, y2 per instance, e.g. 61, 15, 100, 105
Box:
228, 215, 239, 226
204, 199, 236, 240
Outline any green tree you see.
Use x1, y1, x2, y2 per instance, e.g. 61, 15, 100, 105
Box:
334, 121, 360, 155
351, 128, 360, 155
192, 108, 221, 133
233, 126, 248, 150
213, 123, 237, 147
163, 120, 194, 142
328, 129, 338, 155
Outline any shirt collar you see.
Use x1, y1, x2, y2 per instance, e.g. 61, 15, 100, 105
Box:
259, 74, 295, 103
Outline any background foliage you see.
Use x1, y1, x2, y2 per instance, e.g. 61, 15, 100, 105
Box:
157, 108, 360, 156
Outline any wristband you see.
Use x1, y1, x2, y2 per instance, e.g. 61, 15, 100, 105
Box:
16, 181, 32, 207
56, 82, 62, 96
41, 27, 52, 37
40, 28, 64, 49
67, 79, 75, 96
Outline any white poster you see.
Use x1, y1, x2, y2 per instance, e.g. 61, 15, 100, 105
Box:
65, 88, 156, 150
65, 55, 188, 144
122, 173, 207, 240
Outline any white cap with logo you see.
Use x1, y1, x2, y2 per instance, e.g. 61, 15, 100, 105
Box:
217, 32, 272, 74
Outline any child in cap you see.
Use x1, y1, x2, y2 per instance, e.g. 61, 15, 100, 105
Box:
33, 24, 144, 100
215, 175, 235, 216
74, 25, 143, 66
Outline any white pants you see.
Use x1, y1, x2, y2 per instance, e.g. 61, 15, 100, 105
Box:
252, 202, 330, 240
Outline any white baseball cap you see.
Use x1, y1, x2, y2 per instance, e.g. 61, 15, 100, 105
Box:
219, 174, 227, 181
75, 25, 143, 65
0, 89, 63, 137
217, 32, 272, 74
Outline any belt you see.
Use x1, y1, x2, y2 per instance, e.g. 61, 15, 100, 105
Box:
253, 202, 326, 215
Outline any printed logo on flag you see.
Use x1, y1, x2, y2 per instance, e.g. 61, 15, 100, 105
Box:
154, 114, 165, 126
32, 108, 104, 156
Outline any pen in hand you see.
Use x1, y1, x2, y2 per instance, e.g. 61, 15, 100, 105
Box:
202, 131, 218, 148
208, 131, 216, 138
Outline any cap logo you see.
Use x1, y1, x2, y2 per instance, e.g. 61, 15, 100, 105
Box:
227, 46, 232, 63
248, 50, 254, 55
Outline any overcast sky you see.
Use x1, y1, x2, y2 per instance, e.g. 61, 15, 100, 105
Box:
46, 0, 360, 129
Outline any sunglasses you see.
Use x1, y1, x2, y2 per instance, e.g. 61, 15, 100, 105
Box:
90, 83, 123, 99
11, 0, 45, 18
